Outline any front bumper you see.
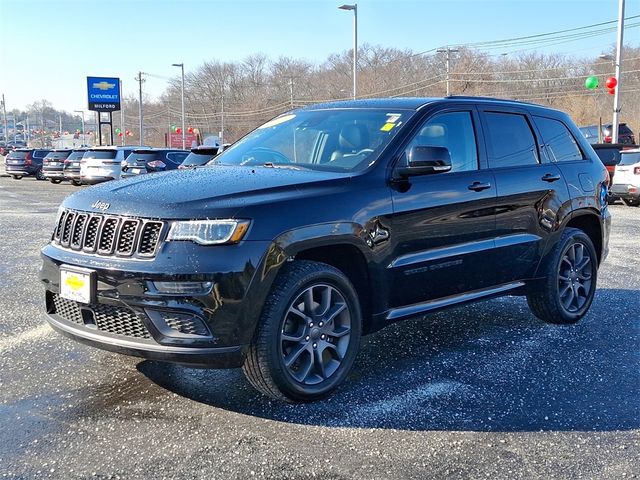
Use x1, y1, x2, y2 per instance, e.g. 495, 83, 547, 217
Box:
610, 183, 640, 200
40, 240, 271, 367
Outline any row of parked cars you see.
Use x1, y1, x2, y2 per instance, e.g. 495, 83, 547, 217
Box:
4, 145, 223, 185
592, 143, 640, 206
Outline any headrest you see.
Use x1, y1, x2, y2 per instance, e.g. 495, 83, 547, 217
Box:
339, 124, 369, 151
419, 124, 446, 139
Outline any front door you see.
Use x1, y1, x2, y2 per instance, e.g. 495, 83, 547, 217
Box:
388, 108, 497, 309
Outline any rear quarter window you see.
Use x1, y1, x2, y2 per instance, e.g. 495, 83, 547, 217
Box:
534, 116, 584, 162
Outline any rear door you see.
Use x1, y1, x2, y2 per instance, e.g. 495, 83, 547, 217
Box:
478, 107, 570, 284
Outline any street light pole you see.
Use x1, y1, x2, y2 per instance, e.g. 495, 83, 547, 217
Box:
612, 0, 625, 144
74, 110, 85, 146
339, 4, 357, 100
172, 63, 186, 149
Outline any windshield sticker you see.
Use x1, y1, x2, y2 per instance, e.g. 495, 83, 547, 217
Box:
258, 114, 296, 129
386, 113, 402, 123
380, 122, 396, 132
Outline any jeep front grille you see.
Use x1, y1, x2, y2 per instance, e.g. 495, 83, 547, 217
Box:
52, 209, 164, 258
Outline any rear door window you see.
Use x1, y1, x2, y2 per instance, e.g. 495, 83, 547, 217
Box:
33, 150, 50, 159
483, 112, 539, 168
534, 116, 584, 162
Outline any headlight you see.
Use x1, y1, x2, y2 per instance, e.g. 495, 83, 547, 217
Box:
167, 219, 250, 245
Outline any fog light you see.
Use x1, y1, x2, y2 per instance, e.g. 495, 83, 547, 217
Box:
152, 281, 213, 295
146, 310, 213, 339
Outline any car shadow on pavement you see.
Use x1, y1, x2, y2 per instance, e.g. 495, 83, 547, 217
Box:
137, 288, 639, 432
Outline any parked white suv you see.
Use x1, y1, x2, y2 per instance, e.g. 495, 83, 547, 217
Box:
611, 149, 640, 207
80, 146, 148, 184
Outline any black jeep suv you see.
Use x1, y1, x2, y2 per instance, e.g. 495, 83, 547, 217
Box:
40, 97, 610, 402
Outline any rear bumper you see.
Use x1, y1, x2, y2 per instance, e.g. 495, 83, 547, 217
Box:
81, 175, 115, 184
5, 166, 34, 175
610, 184, 640, 199
43, 169, 64, 178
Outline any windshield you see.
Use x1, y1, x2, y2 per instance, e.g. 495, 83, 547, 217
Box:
619, 152, 640, 166
213, 108, 412, 172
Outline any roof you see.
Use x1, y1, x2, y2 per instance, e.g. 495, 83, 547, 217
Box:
300, 96, 549, 112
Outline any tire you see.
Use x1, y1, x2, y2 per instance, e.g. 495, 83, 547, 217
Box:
35, 168, 46, 181
71, 180, 82, 187
622, 198, 640, 207
11, 175, 22, 180
527, 227, 598, 324
242, 260, 362, 402
49, 179, 62, 184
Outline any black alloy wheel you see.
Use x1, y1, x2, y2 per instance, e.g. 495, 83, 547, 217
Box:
243, 261, 362, 402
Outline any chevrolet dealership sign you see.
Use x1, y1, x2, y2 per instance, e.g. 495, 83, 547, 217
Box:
87, 76, 121, 112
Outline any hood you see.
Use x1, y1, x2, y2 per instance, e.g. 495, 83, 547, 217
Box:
63, 165, 352, 219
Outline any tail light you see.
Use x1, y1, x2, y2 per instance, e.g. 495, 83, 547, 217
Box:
605, 169, 611, 186
634, 167, 640, 175
147, 160, 166, 169
25, 152, 32, 165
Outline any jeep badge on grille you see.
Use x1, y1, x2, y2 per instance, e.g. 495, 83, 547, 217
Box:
91, 201, 110, 211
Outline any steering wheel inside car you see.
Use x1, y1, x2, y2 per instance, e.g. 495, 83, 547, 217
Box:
240, 147, 292, 165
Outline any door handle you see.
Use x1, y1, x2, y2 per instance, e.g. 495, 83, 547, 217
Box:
541, 173, 561, 182
468, 181, 491, 192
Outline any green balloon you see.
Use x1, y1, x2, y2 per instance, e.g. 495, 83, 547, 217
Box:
585, 76, 599, 90
115, 127, 121, 134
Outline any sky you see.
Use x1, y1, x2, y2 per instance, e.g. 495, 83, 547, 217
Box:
1, 0, 639, 113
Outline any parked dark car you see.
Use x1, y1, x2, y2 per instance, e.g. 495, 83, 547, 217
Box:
177, 145, 222, 169
121, 148, 189, 179
62, 149, 89, 186
1, 140, 27, 156
5, 148, 51, 180
42, 150, 73, 184
580, 123, 636, 145
41, 97, 610, 402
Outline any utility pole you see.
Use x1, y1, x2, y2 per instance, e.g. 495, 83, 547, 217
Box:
120, 79, 125, 146
26, 117, 30, 145
437, 46, 459, 96
136, 72, 145, 145
59, 114, 62, 143
289, 77, 295, 108
220, 84, 225, 144
612, 0, 625, 144
1, 94, 7, 143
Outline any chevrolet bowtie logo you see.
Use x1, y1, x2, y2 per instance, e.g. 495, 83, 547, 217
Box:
93, 81, 116, 91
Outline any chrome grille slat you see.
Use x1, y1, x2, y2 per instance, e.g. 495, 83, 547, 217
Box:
52, 209, 164, 259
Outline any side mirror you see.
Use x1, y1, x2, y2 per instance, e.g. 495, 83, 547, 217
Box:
396, 146, 452, 178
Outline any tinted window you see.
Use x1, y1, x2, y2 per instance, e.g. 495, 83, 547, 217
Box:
534, 117, 583, 162
405, 111, 478, 172
33, 150, 50, 158
84, 150, 117, 160
7, 151, 28, 159
166, 152, 189, 164
126, 152, 158, 163
619, 152, 640, 166
593, 148, 620, 167
619, 125, 633, 135
67, 151, 87, 160
484, 112, 538, 168
182, 152, 216, 166
45, 151, 72, 160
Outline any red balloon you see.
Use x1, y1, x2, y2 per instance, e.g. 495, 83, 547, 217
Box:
605, 77, 617, 89
176, 128, 182, 134
607, 87, 616, 95
188, 127, 194, 134
118, 132, 123, 137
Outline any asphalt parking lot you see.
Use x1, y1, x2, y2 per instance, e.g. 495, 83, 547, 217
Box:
0, 175, 638, 479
